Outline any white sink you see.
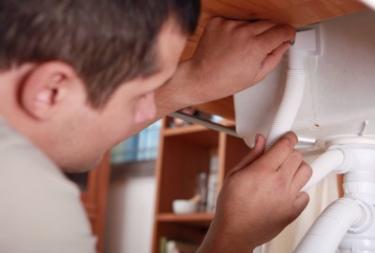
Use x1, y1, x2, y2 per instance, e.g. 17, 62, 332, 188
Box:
235, 11, 375, 147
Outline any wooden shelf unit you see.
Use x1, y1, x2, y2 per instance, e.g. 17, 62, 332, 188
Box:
157, 213, 214, 227
152, 117, 250, 253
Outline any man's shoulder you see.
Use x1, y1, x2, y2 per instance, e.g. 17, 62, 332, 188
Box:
0, 118, 79, 198
0, 118, 58, 172
0, 119, 96, 253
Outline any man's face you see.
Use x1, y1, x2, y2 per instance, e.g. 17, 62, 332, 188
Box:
42, 19, 187, 172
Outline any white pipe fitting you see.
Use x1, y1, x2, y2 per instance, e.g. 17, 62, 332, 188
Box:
266, 28, 319, 148
304, 141, 375, 191
302, 148, 345, 191
296, 140, 375, 253
293, 198, 362, 253
266, 62, 306, 147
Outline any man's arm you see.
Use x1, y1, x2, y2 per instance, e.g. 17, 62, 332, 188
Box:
129, 18, 295, 135
129, 18, 301, 252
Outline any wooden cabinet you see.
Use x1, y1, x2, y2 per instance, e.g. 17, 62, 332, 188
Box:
186, 0, 368, 120
151, 117, 250, 253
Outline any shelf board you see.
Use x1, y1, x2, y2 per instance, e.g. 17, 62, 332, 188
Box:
163, 124, 210, 136
157, 212, 214, 226
163, 125, 219, 148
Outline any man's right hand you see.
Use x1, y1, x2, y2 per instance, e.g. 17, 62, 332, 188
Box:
198, 132, 312, 253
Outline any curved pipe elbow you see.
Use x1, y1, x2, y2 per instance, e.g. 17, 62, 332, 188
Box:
293, 198, 362, 253
302, 149, 345, 191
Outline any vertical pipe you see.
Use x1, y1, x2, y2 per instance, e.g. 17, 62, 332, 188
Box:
266, 51, 306, 148
266, 28, 318, 148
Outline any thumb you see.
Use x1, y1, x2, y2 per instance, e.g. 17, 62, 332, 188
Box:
227, 134, 266, 177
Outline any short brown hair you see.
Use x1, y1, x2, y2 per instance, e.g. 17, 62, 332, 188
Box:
0, 0, 200, 107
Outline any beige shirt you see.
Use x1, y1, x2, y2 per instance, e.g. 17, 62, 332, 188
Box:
0, 119, 96, 253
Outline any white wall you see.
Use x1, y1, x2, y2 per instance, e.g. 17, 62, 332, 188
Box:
105, 161, 156, 253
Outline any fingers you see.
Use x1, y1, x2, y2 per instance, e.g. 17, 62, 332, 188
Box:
257, 132, 298, 170
279, 150, 304, 182
257, 24, 296, 54
255, 42, 291, 82
252, 134, 266, 154
227, 134, 266, 176
250, 20, 278, 35
291, 162, 313, 192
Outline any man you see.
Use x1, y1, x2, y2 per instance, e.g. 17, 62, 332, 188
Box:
0, 0, 312, 252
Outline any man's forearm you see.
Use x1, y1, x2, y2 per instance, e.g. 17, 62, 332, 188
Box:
155, 62, 195, 118
127, 61, 200, 135
127, 18, 295, 137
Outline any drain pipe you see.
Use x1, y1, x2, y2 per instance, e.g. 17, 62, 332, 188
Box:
294, 141, 375, 253
266, 28, 320, 148
293, 198, 363, 253
302, 148, 346, 191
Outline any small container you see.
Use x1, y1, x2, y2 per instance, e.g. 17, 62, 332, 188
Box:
196, 172, 208, 212
172, 200, 198, 214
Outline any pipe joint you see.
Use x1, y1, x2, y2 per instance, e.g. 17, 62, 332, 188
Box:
349, 199, 373, 234
328, 146, 354, 174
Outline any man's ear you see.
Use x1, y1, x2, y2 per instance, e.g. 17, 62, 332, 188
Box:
19, 62, 81, 120
133, 92, 157, 124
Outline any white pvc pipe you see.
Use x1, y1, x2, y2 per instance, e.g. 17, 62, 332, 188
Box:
360, 0, 375, 10
302, 149, 345, 191
266, 29, 319, 148
293, 198, 362, 253
266, 50, 306, 148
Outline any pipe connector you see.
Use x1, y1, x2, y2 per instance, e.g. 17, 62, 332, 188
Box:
293, 197, 363, 253
302, 148, 345, 191
288, 28, 321, 69
327, 146, 354, 174
349, 199, 373, 234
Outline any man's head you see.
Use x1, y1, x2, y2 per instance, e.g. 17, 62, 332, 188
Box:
0, 0, 200, 171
